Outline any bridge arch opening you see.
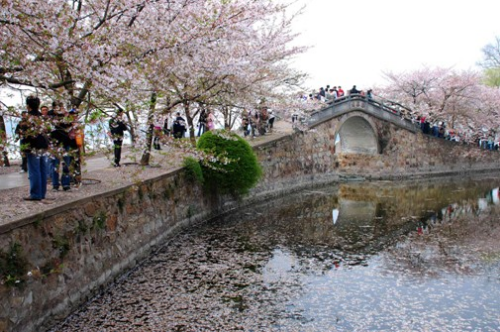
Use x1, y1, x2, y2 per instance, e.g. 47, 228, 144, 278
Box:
336, 116, 379, 154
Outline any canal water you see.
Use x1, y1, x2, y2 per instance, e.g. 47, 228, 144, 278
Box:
52, 176, 500, 331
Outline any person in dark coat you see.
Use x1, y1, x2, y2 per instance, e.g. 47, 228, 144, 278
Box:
197, 109, 207, 137
172, 112, 187, 139
24, 95, 49, 201
349, 85, 360, 95
108, 110, 128, 167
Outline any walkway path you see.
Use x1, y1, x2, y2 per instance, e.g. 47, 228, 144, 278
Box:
0, 153, 113, 190
0, 120, 293, 227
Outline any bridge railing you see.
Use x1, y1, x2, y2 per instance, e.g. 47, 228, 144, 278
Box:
308, 94, 420, 130
306, 94, 500, 151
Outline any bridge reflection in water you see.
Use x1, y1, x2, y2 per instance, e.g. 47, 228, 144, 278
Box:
53, 175, 500, 332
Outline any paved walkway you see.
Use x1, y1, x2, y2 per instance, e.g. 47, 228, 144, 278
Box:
0, 120, 294, 191
0, 154, 112, 190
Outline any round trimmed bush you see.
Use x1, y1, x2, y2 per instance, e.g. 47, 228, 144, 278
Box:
197, 130, 262, 197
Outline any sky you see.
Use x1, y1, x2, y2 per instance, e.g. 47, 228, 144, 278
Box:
289, 0, 500, 92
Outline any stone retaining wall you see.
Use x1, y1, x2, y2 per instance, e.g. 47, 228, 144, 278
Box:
1, 117, 499, 332
0, 170, 213, 332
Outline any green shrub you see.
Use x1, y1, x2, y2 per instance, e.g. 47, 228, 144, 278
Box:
183, 156, 204, 184
197, 130, 262, 197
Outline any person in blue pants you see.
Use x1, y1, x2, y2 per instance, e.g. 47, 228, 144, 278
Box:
23, 95, 49, 201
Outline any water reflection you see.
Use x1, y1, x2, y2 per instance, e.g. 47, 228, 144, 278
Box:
53, 176, 500, 332
332, 209, 339, 225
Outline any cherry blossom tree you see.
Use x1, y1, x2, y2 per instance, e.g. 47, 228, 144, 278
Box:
1, 0, 310, 165
380, 67, 500, 142
479, 36, 500, 87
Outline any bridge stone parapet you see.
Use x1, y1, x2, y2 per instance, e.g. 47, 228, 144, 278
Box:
308, 96, 419, 134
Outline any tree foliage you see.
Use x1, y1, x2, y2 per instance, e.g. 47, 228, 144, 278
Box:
0, 0, 310, 164
380, 66, 500, 141
479, 36, 500, 87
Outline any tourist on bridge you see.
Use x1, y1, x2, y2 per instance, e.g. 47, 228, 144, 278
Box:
326, 88, 337, 102
318, 87, 326, 101
337, 86, 345, 97
108, 109, 129, 167
349, 85, 360, 95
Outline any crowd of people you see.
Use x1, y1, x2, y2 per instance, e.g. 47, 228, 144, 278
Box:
240, 107, 275, 138
416, 115, 499, 149
15, 96, 83, 201
146, 109, 218, 152
304, 84, 373, 103
149, 107, 276, 145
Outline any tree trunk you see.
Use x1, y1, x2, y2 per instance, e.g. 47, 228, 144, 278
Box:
125, 110, 137, 147
140, 92, 157, 166
0, 115, 10, 167
183, 102, 197, 147
230, 108, 241, 131
223, 106, 231, 130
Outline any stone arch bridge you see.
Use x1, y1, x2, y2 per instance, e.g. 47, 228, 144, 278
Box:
256, 95, 500, 187
307, 95, 418, 156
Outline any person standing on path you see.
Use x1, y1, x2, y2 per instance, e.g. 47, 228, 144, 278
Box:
197, 109, 207, 137
173, 112, 187, 139
206, 110, 215, 131
268, 110, 275, 131
108, 110, 128, 167
24, 95, 49, 201
48, 103, 72, 191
